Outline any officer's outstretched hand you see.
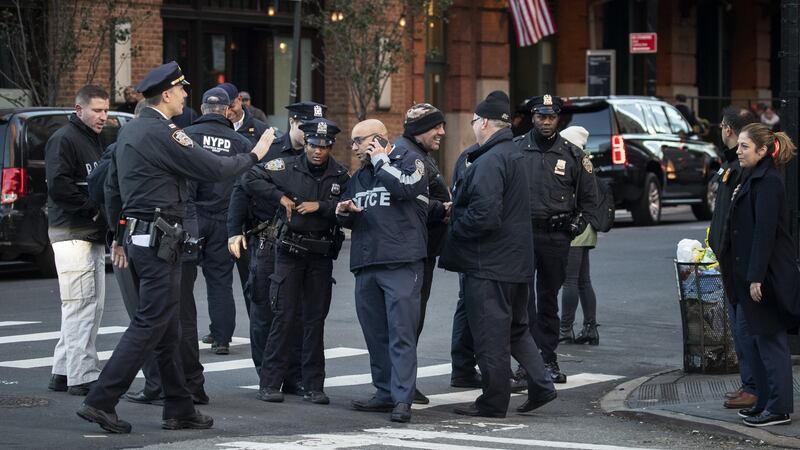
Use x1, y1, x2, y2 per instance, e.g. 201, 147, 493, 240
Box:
336, 199, 363, 214
280, 195, 296, 221
228, 235, 247, 259
251, 128, 276, 161
111, 241, 127, 269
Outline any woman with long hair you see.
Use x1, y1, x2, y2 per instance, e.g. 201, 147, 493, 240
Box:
729, 123, 800, 427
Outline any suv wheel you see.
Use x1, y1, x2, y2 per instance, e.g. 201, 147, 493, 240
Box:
35, 244, 57, 278
691, 178, 716, 221
631, 173, 661, 226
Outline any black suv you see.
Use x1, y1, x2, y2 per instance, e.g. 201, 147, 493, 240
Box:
558, 96, 721, 225
0, 108, 132, 276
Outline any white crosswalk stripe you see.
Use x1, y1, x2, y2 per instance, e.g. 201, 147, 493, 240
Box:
0, 326, 127, 345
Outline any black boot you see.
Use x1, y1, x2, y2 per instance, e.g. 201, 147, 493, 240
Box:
558, 326, 574, 344
575, 323, 599, 345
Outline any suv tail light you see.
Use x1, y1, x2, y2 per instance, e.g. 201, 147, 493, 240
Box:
1, 168, 26, 204
611, 135, 627, 165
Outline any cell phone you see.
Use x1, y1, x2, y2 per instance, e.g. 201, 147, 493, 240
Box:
372, 136, 389, 148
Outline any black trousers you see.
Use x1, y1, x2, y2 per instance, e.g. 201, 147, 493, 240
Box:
199, 218, 236, 346
560, 246, 598, 328
259, 247, 333, 391
85, 241, 194, 419
450, 273, 477, 379
530, 230, 571, 363
248, 239, 302, 381
463, 275, 555, 416
416, 255, 437, 339
236, 246, 251, 315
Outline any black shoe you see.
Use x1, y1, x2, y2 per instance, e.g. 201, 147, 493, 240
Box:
510, 377, 528, 393
453, 403, 506, 418
513, 365, 527, 381
68, 381, 96, 396
191, 390, 210, 405
517, 390, 557, 413
559, 326, 575, 344
743, 411, 791, 427
77, 403, 132, 434
390, 402, 411, 423
450, 373, 483, 388
351, 396, 394, 412
211, 343, 229, 355
48, 374, 67, 392
304, 391, 330, 405
738, 407, 765, 418
123, 390, 163, 405
413, 388, 430, 405
201, 334, 214, 344
544, 361, 567, 384
256, 387, 284, 403
162, 410, 214, 430
282, 382, 307, 396
574, 323, 599, 345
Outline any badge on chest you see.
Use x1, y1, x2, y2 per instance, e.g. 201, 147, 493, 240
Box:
554, 159, 567, 176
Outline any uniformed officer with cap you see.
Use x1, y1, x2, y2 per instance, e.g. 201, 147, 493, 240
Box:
184, 87, 255, 356
77, 61, 275, 434
241, 117, 349, 405
227, 101, 327, 394
218, 82, 269, 146
513, 94, 597, 385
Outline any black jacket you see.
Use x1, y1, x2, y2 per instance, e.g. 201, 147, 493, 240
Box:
393, 134, 451, 256
439, 128, 533, 283
337, 146, 429, 272
236, 107, 269, 146
728, 156, 800, 334
105, 107, 257, 233
708, 146, 742, 257
184, 114, 253, 221
227, 133, 302, 237
44, 114, 106, 243
241, 153, 349, 234
515, 130, 597, 221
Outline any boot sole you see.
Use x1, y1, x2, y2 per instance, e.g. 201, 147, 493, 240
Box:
76, 409, 132, 434
162, 418, 214, 430
743, 417, 791, 427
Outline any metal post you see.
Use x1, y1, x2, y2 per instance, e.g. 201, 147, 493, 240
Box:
288, 0, 302, 111
781, 0, 799, 255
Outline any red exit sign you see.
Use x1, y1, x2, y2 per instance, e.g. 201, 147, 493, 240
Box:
630, 33, 657, 54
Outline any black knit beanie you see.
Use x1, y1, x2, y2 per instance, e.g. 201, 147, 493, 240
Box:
404, 103, 446, 136
475, 91, 511, 122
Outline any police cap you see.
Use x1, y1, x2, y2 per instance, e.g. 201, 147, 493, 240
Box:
218, 83, 239, 104
300, 118, 340, 147
136, 61, 190, 98
528, 94, 563, 115
286, 101, 327, 121
201, 87, 230, 106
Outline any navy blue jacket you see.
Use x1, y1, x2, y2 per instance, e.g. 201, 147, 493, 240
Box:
337, 146, 429, 272
439, 128, 534, 283
184, 114, 253, 221
227, 132, 302, 237
728, 156, 800, 334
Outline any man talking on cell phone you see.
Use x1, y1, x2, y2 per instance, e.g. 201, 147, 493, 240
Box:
336, 119, 428, 424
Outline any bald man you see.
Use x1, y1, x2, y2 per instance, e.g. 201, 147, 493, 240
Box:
336, 119, 429, 423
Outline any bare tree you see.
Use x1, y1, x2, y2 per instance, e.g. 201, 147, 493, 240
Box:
306, 0, 451, 121
0, 0, 149, 106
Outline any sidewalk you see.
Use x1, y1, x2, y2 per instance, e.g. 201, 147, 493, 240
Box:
601, 367, 800, 448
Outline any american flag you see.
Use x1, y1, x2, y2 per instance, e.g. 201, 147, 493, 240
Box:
508, 0, 557, 47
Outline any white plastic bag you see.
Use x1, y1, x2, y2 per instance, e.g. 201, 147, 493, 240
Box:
677, 239, 704, 262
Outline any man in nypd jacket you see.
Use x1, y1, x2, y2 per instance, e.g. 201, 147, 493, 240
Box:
336, 118, 428, 423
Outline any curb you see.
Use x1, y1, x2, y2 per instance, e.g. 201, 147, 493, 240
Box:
600, 371, 800, 449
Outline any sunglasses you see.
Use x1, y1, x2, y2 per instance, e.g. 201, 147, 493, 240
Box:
350, 133, 379, 147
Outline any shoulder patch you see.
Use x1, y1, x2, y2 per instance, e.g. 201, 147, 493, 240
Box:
171, 130, 193, 148
415, 159, 425, 175
265, 158, 286, 171
582, 155, 593, 174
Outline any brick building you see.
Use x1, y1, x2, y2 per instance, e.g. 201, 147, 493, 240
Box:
1, 0, 783, 178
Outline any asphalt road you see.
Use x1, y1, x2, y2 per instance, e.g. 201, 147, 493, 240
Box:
0, 206, 775, 449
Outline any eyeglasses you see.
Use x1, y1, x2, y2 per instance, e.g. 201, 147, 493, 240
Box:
350, 133, 379, 147
470, 117, 483, 125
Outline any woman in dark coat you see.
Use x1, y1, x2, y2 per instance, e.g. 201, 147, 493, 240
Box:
728, 123, 799, 427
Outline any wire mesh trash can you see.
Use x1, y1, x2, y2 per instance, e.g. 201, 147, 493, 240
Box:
674, 260, 738, 374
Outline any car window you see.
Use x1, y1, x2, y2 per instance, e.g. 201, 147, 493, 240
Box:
559, 108, 612, 136
614, 103, 647, 134
24, 114, 69, 161
664, 105, 691, 134
646, 104, 671, 134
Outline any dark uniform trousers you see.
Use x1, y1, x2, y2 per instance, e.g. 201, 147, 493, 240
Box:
236, 248, 251, 315
450, 273, 477, 378
85, 240, 194, 418
417, 255, 437, 338
727, 300, 757, 395
355, 261, 423, 405
464, 275, 555, 416
200, 217, 236, 346
260, 248, 333, 391
530, 228, 572, 363
248, 237, 302, 379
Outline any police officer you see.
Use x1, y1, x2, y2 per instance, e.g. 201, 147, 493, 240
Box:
392, 103, 450, 404
514, 94, 596, 384
77, 61, 274, 434
241, 117, 349, 405
228, 102, 327, 395
338, 119, 428, 423
219, 82, 269, 146
184, 87, 254, 355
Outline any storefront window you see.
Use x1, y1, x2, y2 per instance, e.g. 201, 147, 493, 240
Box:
271, 37, 312, 128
